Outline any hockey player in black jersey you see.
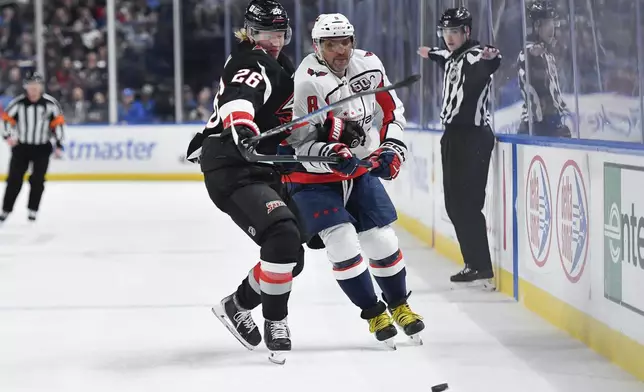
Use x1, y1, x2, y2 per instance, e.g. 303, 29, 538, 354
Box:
185, 0, 300, 365
517, 1, 571, 138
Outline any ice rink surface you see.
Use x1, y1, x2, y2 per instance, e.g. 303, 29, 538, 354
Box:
1, 182, 643, 392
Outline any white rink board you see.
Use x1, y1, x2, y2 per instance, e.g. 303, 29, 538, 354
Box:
516, 144, 644, 346
493, 142, 515, 275
382, 130, 435, 231
0, 125, 201, 175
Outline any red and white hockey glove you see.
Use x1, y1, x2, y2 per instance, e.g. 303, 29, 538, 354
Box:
326, 143, 361, 177
367, 139, 407, 180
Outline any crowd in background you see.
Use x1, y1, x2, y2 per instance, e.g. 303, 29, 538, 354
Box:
0, 0, 641, 126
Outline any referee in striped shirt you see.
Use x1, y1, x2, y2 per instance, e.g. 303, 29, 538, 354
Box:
0, 71, 65, 223
418, 7, 500, 284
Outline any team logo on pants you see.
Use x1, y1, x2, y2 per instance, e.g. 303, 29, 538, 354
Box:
556, 160, 589, 283
266, 200, 286, 215
525, 155, 552, 267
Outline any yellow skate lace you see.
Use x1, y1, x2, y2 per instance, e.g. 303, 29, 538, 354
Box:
391, 304, 423, 327
368, 312, 393, 333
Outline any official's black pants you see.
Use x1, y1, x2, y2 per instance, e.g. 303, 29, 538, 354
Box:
2, 143, 53, 213
441, 124, 495, 272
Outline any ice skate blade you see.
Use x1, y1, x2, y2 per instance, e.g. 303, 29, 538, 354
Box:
450, 279, 496, 291
409, 333, 423, 345
381, 337, 397, 350
268, 350, 286, 365
211, 305, 257, 351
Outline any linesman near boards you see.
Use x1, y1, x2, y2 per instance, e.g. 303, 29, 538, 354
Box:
0, 71, 65, 223
417, 7, 500, 285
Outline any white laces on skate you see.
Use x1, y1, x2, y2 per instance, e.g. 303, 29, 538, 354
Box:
458, 266, 472, 275
233, 310, 256, 331
269, 320, 289, 339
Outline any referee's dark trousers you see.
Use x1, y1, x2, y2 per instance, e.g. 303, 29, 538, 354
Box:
3, 143, 52, 213
441, 124, 495, 271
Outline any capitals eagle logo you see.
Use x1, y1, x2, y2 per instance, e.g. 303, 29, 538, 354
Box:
307, 68, 328, 77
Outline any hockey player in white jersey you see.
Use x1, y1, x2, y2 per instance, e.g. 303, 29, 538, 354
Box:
284, 13, 424, 347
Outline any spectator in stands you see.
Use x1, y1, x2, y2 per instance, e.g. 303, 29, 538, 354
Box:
139, 83, 155, 115
1, 67, 22, 97
64, 86, 91, 124
188, 86, 212, 122
87, 91, 108, 123
118, 87, 148, 124
79, 51, 107, 97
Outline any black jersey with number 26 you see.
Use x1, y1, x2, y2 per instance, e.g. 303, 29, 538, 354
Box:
187, 41, 295, 167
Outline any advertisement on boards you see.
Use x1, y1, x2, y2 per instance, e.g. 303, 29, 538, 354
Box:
518, 145, 591, 309
0, 125, 200, 175
603, 163, 644, 317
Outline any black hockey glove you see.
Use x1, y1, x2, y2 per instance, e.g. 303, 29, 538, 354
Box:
186, 132, 205, 164
316, 112, 366, 148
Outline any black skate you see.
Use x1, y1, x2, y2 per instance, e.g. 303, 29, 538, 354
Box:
212, 293, 261, 350
0, 211, 8, 223
362, 301, 398, 349
264, 319, 291, 365
450, 266, 495, 290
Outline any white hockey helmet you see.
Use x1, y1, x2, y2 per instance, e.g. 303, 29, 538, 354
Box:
311, 14, 355, 70
311, 13, 354, 40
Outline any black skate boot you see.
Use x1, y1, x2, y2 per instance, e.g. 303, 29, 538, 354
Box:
362, 301, 398, 349
264, 318, 291, 365
386, 292, 425, 345
0, 211, 9, 223
212, 293, 262, 350
450, 265, 495, 290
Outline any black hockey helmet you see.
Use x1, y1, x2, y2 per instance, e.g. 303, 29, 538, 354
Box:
437, 7, 472, 37
527, 1, 559, 21
23, 70, 44, 85
244, 0, 292, 44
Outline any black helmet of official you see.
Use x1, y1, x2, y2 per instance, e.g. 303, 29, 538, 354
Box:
244, 0, 292, 44
527, 1, 558, 21
23, 70, 44, 85
438, 7, 472, 29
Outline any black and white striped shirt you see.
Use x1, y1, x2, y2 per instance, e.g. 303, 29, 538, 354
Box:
1, 94, 65, 147
427, 41, 501, 127
517, 41, 567, 123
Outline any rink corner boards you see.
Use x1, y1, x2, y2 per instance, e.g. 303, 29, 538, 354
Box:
395, 130, 644, 383
395, 211, 644, 383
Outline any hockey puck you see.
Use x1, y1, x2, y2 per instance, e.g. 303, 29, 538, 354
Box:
431, 383, 449, 392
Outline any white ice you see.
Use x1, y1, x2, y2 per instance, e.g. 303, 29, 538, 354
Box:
0, 182, 643, 392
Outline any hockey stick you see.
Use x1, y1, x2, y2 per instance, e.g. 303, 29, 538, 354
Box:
230, 121, 374, 167
243, 73, 421, 146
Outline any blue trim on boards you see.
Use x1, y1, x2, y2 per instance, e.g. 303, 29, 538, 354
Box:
511, 143, 519, 302
404, 126, 644, 156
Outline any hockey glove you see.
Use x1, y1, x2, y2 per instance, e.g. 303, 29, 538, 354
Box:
316, 112, 366, 148
186, 132, 205, 163
327, 143, 361, 177
367, 140, 407, 180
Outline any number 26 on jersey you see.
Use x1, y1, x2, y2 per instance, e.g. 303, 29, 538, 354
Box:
231, 69, 264, 88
